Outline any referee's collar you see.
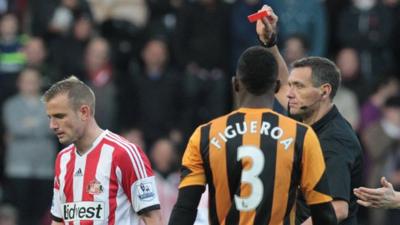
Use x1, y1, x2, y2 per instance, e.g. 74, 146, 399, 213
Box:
311, 105, 339, 132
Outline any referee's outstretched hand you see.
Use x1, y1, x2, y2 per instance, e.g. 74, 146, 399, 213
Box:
354, 177, 400, 209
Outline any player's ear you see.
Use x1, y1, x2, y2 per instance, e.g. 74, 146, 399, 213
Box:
320, 83, 332, 99
232, 76, 240, 92
79, 105, 91, 121
274, 80, 281, 93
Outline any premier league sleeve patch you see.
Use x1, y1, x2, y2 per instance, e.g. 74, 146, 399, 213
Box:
138, 182, 155, 201
131, 176, 160, 212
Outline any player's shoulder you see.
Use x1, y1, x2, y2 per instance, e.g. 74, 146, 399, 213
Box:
57, 144, 75, 157
269, 109, 311, 129
102, 130, 143, 156
193, 110, 238, 132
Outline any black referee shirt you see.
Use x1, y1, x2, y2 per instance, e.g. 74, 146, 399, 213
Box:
296, 105, 363, 225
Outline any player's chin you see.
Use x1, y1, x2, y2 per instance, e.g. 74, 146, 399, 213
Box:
58, 137, 71, 145
289, 108, 300, 115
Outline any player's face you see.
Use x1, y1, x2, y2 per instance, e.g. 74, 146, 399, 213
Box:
287, 67, 322, 115
46, 94, 85, 145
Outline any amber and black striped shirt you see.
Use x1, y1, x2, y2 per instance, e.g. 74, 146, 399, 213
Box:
180, 108, 332, 225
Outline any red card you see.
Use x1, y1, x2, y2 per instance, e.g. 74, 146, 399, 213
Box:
247, 10, 268, 23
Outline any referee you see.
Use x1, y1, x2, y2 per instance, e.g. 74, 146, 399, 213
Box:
257, 5, 363, 225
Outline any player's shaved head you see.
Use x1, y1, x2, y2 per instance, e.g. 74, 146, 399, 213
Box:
236, 46, 278, 96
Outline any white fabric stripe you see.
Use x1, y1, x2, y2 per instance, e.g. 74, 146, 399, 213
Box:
130, 144, 147, 177
115, 167, 131, 225
93, 144, 114, 225
106, 133, 145, 179
59, 150, 72, 204
107, 133, 147, 178
73, 155, 86, 225
50, 189, 62, 218
108, 133, 147, 178
104, 135, 144, 179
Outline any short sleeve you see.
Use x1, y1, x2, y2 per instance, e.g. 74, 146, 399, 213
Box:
50, 155, 63, 222
179, 127, 206, 188
300, 128, 333, 205
116, 143, 160, 213
322, 137, 351, 202
50, 187, 63, 222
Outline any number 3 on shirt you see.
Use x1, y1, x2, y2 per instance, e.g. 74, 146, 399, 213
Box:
234, 145, 265, 211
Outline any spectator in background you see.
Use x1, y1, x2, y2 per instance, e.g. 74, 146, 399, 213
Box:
49, 15, 93, 77
0, 0, 7, 15
149, 138, 209, 225
123, 38, 184, 148
338, 0, 394, 87
333, 87, 360, 130
121, 128, 146, 150
334, 48, 362, 130
147, 0, 183, 37
149, 138, 180, 225
23, 37, 60, 87
2, 68, 56, 225
266, 0, 327, 56
174, 0, 230, 73
335, 47, 367, 103
48, 0, 92, 37
87, 0, 148, 28
90, 0, 150, 70
174, 0, 230, 130
359, 76, 399, 133
83, 37, 116, 130
361, 95, 400, 225
230, 0, 268, 72
0, 13, 28, 104
387, 0, 400, 77
324, 0, 351, 56
0, 204, 17, 225
283, 34, 309, 67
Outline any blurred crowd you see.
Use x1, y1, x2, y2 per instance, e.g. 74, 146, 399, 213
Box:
0, 0, 399, 225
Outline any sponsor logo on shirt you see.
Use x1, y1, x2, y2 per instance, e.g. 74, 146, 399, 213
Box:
137, 182, 155, 201
74, 168, 83, 177
87, 179, 103, 195
62, 201, 104, 221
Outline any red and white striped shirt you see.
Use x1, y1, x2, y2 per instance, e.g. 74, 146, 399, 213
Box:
50, 130, 160, 225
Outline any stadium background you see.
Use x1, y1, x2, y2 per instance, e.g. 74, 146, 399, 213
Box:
0, 0, 399, 224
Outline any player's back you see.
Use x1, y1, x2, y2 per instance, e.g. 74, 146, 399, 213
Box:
190, 107, 311, 225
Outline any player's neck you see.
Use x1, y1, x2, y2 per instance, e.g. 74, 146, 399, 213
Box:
302, 101, 333, 125
239, 94, 274, 109
75, 121, 104, 155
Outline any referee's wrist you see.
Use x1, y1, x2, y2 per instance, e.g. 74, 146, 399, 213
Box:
393, 191, 400, 209
258, 33, 277, 48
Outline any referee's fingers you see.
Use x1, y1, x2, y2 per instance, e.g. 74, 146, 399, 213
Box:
356, 199, 372, 207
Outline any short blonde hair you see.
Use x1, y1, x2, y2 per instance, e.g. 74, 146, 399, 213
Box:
42, 76, 96, 115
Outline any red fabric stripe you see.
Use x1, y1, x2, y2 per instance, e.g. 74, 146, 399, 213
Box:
64, 149, 75, 201
64, 149, 75, 225
55, 146, 74, 189
104, 137, 135, 202
108, 150, 118, 225
81, 143, 102, 225
54, 155, 61, 190
106, 133, 145, 178
131, 143, 154, 177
